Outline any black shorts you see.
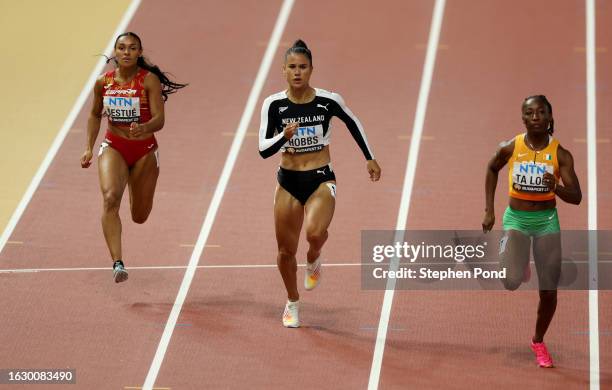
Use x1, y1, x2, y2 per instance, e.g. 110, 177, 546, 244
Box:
277, 165, 336, 205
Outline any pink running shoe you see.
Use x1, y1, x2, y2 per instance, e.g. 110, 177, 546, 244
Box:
530, 340, 554, 368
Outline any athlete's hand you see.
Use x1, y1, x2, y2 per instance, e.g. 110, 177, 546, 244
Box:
81, 149, 93, 168
543, 172, 557, 192
283, 123, 298, 140
129, 122, 147, 138
482, 211, 495, 233
367, 159, 381, 182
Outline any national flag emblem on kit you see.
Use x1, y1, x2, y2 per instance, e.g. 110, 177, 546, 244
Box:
544, 154, 552, 161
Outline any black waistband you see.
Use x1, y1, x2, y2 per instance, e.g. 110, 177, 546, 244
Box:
278, 164, 332, 175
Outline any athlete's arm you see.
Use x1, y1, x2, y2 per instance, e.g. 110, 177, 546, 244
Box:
550, 146, 581, 205
482, 139, 514, 231
258, 97, 290, 159
330, 92, 375, 161
130, 72, 165, 137
81, 76, 105, 168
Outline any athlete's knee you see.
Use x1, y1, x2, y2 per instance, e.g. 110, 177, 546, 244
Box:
537, 262, 561, 290
306, 229, 328, 246
102, 190, 122, 212
130, 203, 152, 224
131, 212, 149, 224
277, 248, 296, 263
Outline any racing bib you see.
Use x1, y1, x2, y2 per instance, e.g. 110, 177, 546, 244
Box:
511, 161, 554, 193
103, 96, 141, 124
283, 124, 325, 153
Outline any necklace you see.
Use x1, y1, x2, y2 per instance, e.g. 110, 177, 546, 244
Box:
525, 135, 548, 152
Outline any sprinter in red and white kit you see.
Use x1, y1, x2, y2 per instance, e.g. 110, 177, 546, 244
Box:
80, 32, 186, 283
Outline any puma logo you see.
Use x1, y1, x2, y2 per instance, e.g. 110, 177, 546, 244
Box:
317, 169, 326, 175
317, 103, 329, 111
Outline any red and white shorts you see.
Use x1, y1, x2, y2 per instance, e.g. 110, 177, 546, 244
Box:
99, 130, 158, 168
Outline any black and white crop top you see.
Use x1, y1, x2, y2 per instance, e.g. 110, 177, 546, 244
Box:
258, 88, 374, 160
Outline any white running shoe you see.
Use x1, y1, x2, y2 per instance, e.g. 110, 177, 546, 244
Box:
113, 260, 128, 283
304, 257, 322, 290
282, 300, 300, 328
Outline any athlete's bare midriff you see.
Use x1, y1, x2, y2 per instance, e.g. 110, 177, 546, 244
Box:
509, 197, 556, 211
280, 145, 331, 171
107, 124, 153, 141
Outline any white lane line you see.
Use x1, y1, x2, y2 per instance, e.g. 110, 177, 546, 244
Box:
367, 1, 446, 389
1, 259, 608, 275
141, 1, 295, 389
586, 0, 599, 388
0, 0, 142, 254
0, 262, 372, 274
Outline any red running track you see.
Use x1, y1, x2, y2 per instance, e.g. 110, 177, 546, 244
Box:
0, 1, 609, 389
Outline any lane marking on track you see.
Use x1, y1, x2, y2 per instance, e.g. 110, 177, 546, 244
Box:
397, 135, 435, 140
0, 0, 142, 255
125, 387, 170, 390
573, 138, 609, 143
573, 251, 612, 257
221, 131, 257, 137
0, 260, 609, 275
368, 1, 446, 389
257, 40, 291, 48
574, 46, 607, 52
586, 1, 600, 388
178, 244, 220, 248
141, 1, 295, 389
0, 263, 382, 274
573, 330, 612, 336
415, 43, 449, 50
361, 326, 407, 332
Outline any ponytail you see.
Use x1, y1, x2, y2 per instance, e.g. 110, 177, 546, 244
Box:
136, 56, 187, 101
106, 32, 187, 101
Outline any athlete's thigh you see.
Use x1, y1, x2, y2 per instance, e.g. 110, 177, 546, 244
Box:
304, 181, 336, 234
128, 150, 160, 207
533, 232, 562, 290
499, 229, 531, 281
98, 146, 129, 196
274, 184, 304, 252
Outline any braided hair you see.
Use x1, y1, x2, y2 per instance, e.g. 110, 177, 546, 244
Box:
108, 32, 187, 101
523, 95, 554, 135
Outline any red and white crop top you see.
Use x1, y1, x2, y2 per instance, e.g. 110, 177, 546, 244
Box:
102, 68, 152, 126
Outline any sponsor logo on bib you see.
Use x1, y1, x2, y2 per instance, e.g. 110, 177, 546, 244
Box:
104, 96, 141, 123
284, 125, 324, 152
512, 161, 553, 193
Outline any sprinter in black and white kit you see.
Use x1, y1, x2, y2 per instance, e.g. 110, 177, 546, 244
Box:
259, 40, 381, 328
259, 90, 374, 161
